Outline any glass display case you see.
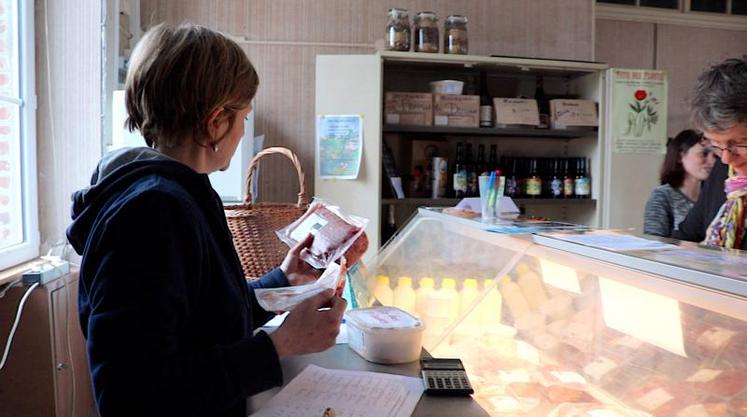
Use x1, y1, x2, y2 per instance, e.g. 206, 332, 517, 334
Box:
352, 208, 747, 417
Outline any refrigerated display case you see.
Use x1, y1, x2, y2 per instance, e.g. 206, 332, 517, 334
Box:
352, 207, 747, 417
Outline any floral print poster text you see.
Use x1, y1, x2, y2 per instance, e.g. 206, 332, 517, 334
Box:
611, 69, 668, 154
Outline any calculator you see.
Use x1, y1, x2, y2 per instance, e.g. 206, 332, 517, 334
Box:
420, 357, 474, 396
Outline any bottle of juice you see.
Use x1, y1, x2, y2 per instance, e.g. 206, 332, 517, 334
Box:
415, 277, 435, 319
479, 278, 503, 330
459, 278, 480, 317
516, 263, 548, 310
499, 274, 531, 321
393, 276, 416, 314
440, 277, 460, 323
373, 275, 393, 306
453, 278, 481, 342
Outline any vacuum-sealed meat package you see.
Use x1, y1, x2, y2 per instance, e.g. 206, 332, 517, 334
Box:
255, 261, 345, 312
276, 199, 369, 269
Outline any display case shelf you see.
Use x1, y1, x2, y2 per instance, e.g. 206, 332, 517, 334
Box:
383, 124, 592, 139
382, 198, 597, 206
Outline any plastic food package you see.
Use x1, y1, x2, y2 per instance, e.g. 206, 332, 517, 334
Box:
345, 306, 424, 364
255, 262, 343, 312
276, 198, 369, 269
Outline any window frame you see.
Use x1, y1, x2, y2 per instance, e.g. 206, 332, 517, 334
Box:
0, 0, 38, 270
596, 1, 747, 30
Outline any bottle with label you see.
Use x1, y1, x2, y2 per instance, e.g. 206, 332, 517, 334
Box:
515, 263, 548, 311
393, 276, 416, 314
535, 76, 550, 129
382, 204, 397, 244
498, 275, 531, 322
453, 142, 467, 198
479, 278, 503, 330
415, 277, 436, 319
476, 144, 487, 176
550, 159, 563, 198
373, 275, 393, 306
505, 157, 520, 197
465, 143, 478, 197
488, 145, 498, 172
525, 158, 542, 198
479, 71, 493, 127
563, 158, 574, 198
575, 157, 591, 198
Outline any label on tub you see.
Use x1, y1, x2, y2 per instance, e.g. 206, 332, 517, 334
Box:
345, 307, 422, 330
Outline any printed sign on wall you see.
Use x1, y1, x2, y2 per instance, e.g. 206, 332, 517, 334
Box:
611, 69, 668, 154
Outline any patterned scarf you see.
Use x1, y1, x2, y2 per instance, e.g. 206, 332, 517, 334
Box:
703, 167, 747, 248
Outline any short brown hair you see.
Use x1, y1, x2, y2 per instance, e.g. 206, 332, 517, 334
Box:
125, 23, 259, 148
660, 129, 703, 188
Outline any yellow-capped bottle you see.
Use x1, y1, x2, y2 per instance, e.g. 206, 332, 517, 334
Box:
415, 277, 435, 319
393, 276, 416, 314
479, 278, 503, 329
440, 277, 460, 323
373, 275, 393, 306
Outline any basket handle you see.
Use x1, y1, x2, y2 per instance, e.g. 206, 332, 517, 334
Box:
245, 147, 308, 206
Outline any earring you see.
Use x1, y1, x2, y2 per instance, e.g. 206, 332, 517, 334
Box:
211, 143, 219, 153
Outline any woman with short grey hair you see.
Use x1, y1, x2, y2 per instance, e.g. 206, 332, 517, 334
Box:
674, 56, 747, 248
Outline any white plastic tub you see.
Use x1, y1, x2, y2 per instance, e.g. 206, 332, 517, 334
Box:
345, 306, 425, 364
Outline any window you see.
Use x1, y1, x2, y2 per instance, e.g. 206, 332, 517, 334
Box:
0, 0, 37, 270
596, 0, 747, 14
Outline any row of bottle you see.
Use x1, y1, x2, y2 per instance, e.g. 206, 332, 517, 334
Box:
453, 142, 591, 199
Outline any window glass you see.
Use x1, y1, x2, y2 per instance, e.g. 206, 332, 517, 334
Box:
690, 0, 727, 13
0, 102, 20, 248
732, 0, 747, 14
597, 0, 636, 5
640, 0, 679, 8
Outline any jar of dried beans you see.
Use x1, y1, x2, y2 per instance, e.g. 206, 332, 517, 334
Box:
444, 15, 468, 55
384, 8, 410, 51
414, 11, 439, 53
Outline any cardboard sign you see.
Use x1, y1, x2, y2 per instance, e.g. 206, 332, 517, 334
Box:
550, 99, 598, 128
493, 98, 540, 127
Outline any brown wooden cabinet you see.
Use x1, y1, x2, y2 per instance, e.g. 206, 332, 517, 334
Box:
0, 270, 95, 417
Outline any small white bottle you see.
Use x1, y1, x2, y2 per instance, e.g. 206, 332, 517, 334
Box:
499, 274, 531, 321
459, 278, 480, 318
440, 277, 460, 324
453, 278, 481, 343
415, 277, 435, 319
373, 275, 393, 306
479, 278, 503, 330
393, 276, 416, 314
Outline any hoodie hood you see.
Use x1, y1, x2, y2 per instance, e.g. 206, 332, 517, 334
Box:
66, 147, 217, 255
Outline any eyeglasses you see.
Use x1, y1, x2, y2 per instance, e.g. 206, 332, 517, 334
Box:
706, 142, 747, 157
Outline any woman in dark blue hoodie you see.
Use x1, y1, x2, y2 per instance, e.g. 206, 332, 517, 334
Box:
67, 23, 345, 417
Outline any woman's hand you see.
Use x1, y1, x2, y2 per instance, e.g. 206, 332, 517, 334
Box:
281, 234, 322, 286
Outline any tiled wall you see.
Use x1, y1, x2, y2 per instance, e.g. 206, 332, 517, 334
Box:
140, 0, 594, 203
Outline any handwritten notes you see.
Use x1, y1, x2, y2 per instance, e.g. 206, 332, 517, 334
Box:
250, 364, 424, 417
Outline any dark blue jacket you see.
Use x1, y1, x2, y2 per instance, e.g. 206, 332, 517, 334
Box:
67, 155, 287, 417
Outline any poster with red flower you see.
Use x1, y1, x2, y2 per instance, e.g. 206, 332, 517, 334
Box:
611, 69, 668, 154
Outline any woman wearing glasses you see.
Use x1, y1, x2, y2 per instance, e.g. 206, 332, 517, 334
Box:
674, 57, 747, 248
643, 130, 714, 237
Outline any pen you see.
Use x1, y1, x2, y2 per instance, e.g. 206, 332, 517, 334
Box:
487, 171, 497, 209
323, 407, 336, 417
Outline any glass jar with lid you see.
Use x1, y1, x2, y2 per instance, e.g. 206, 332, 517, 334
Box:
384, 8, 411, 51
444, 15, 468, 55
413, 11, 439, 53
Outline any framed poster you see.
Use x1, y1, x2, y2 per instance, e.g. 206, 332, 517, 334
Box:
610, 69, 668, 154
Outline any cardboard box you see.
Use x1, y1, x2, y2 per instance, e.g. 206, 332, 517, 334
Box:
433, 94, 480, 127
385, 92, 433, 126
494, 98, 540, 127
550, 99, 598, 128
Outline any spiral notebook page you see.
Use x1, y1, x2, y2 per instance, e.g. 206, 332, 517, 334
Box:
250, 364, 424, 417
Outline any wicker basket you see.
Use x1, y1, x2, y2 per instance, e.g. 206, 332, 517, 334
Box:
225, 147, 309, 281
